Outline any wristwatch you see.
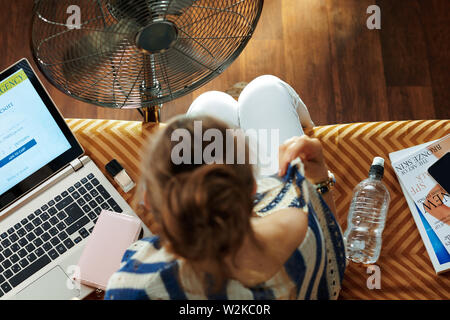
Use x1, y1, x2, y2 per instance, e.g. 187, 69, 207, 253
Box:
315, 170, 336, 195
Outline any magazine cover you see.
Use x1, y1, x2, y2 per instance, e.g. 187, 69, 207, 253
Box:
391, 134, 450, 274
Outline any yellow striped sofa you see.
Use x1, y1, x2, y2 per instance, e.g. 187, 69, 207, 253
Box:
66, 119, 450, 300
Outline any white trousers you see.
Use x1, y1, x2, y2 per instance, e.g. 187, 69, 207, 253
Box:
187, 75, 314, 176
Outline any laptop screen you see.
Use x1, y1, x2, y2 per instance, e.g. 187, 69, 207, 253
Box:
0, 59, 83, 210
0, 69, 71, 195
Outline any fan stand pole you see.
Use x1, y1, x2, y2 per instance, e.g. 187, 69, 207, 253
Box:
142, 105, 161, 123
141, 54, 162, 124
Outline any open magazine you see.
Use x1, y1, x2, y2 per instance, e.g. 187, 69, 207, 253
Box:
389, 134, 450, 274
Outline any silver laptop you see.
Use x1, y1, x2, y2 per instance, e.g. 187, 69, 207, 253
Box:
0, 58, 150, 300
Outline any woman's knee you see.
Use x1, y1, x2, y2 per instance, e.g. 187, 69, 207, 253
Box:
238, 75, 298, 118
189, 91, 230, 112
246, 75, 285, 88
238, 75, 314, 129
187, 91, 239, 127
238, 75, 294, 106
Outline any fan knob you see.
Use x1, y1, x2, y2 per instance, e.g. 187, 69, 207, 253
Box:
136, 21, 178, 53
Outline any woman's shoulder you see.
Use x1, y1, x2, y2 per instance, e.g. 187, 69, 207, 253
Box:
253, 207, 308, 259
105, 235, 179, 299
119, 235, 179, 268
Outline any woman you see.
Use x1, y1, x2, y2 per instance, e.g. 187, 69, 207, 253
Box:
105, 75, 346, 300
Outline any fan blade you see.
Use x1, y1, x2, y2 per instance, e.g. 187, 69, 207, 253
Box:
106, 0, 152, 25
107, 0, 195, 21
62, 18, 139, 81
166, 0, 196, 15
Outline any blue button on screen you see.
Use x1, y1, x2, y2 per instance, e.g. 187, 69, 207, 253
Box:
0, 139, 37, 168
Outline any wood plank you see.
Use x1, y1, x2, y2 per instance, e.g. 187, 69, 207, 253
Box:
387, 86, 435, 120
377, 0, 432, 86
161, 94, 193, 121
419, 0, 450, 119
238, 39, 286, 82
0, 0, 447, 123
326, 0, 389, 123
252, 0, 283, 40
282, 0, 336, 126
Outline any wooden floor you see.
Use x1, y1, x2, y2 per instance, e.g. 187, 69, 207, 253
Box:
0, 0, 448, 125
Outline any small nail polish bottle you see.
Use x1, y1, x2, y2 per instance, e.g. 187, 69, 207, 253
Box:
105, 159, 135, 193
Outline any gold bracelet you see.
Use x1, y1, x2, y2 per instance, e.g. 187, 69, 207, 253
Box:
315, 171, 336, 195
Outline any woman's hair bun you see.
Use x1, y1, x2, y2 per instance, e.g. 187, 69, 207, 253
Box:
162, 164, 253, 262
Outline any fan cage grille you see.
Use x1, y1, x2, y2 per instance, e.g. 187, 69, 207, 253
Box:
31, 0, 263, 109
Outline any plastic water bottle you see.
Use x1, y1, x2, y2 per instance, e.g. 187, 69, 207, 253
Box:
344, 157, 390, 264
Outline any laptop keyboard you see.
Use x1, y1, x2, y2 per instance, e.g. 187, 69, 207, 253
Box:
0, 173, 122, 297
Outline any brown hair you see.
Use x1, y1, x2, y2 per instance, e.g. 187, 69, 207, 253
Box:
137, 115, 258, 292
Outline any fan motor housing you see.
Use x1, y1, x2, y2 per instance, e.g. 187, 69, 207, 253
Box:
136, 21, 178, 53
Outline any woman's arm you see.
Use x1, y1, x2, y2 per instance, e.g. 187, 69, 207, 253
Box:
278, 135, 336, 214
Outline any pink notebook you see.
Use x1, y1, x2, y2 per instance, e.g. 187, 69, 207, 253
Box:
76, 210, 142, 290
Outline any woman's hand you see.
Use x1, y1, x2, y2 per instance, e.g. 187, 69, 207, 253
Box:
278, 135, 329, 184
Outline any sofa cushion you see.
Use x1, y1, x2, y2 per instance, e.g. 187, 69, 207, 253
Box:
66, 119, 450, 299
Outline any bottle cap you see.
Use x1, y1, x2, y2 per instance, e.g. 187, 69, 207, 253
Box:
369, 157, 385, 179
372, 157, 385, 167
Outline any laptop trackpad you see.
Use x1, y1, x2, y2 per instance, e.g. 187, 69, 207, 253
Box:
13, 266, 80, 300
